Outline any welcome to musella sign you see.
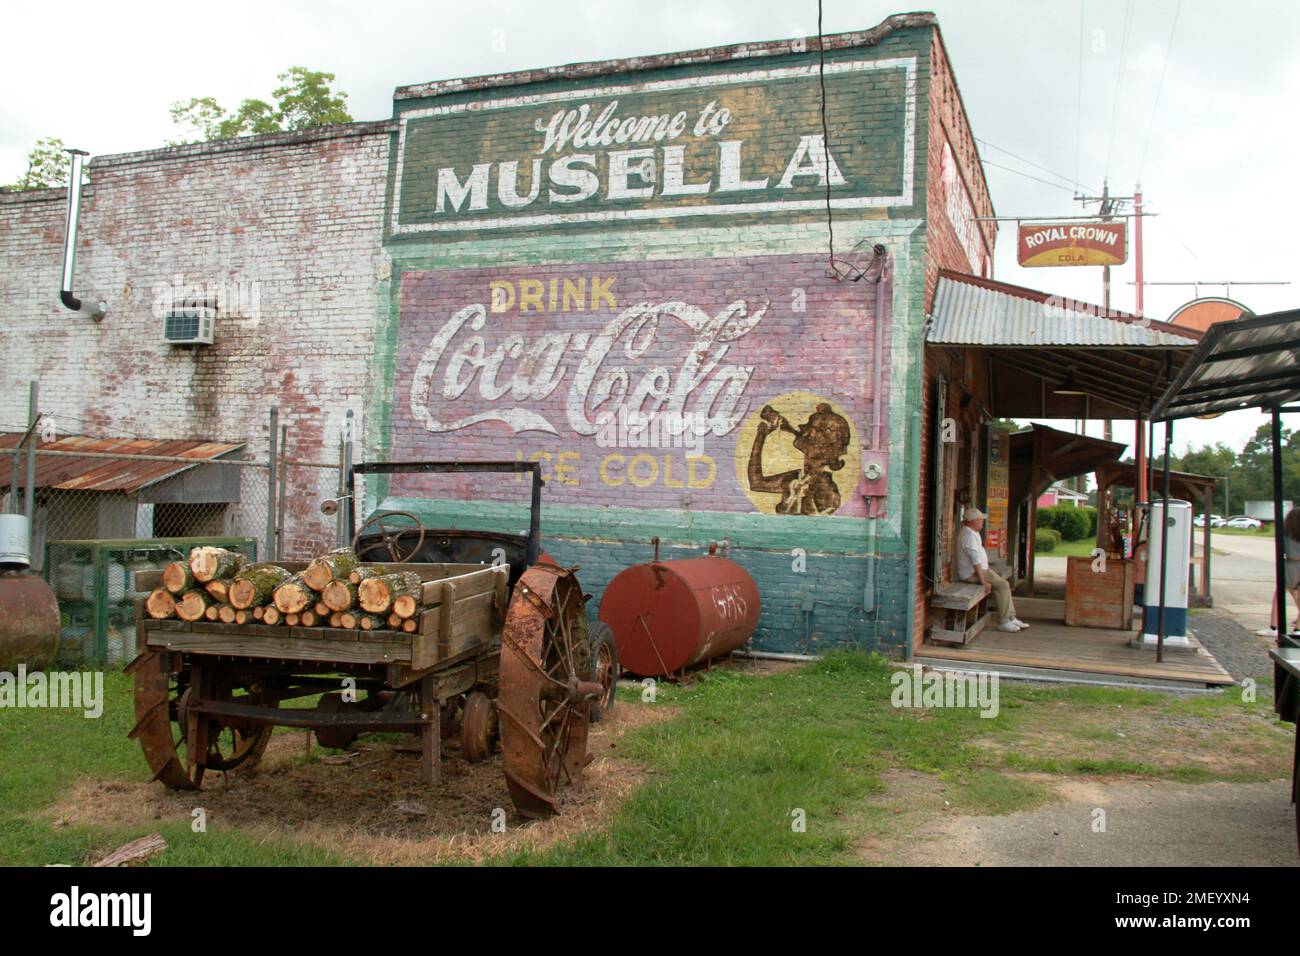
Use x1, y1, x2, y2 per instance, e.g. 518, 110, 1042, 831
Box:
386, 56, 917, 238
1016, 220, 1127, 268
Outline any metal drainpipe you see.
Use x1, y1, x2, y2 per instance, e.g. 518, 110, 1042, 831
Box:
864, 252, 889, 640
24, 382, 37, 552
59, 149, 107, 321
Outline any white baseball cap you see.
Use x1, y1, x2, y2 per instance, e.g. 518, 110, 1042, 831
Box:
963, 506, 987, 521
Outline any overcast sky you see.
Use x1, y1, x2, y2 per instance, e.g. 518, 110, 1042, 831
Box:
3, 0, 1296, 460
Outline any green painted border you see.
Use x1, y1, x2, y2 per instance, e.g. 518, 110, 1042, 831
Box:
379, 497, 912, 554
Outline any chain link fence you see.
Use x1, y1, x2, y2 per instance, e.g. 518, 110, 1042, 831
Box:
2, 442, 344, 669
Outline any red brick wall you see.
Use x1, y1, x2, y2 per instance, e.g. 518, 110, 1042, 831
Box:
914, 29, 997, 651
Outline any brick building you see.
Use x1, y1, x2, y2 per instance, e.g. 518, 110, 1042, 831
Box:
0, 12, 998, 656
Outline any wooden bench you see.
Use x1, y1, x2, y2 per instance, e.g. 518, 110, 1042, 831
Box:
928, 583, 990, 646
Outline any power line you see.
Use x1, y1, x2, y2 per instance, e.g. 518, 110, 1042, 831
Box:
976, 137, 1097, 194
1138, 0, 1183, 179
1104, 0, 1135, 181
979, 158, 1080, 195
1075, 0, 1085, 189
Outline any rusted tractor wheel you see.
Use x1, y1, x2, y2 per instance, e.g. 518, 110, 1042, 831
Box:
127, 651, 273, 789
497, 566, 601, 818
586, 621, 619, 723
461, 691, 497, 763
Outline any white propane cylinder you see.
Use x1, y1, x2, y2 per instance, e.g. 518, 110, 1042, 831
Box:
0, 514, 30, 566
57, 561, 86, 601
1137, 498, 1192, 648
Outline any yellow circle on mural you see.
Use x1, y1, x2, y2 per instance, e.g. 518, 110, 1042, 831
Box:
733, 391, 860, 515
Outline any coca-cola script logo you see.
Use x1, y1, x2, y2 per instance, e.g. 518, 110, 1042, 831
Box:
409, 299, 770, 437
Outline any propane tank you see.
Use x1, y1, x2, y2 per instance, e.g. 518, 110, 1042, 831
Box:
599, 550, 760, 677
0, 516, 60, 673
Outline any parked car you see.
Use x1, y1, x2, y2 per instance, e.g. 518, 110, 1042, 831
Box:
1193, 514, 1226, 528
1225, 516, 1263, 529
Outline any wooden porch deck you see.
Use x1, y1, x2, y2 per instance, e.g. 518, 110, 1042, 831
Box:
921, 597, 1235, 688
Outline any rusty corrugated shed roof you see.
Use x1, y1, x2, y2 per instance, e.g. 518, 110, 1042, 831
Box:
928, 271, 1203, 347
0, 434, 245, 493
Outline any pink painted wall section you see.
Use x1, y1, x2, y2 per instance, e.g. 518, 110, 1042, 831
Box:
389, 253, 891, 517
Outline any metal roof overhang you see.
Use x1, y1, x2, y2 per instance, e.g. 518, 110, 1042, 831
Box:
0, 435, 246, 493
1150, 308, 1300, 421
928, 271, 1203, 418
1148, 308, 1300, 660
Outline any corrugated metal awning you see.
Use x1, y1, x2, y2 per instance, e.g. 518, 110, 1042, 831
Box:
928, 271, 1201, 347
1151, 307, 1300, 420
0, 434, 245, 493
927, 271, 1202, 417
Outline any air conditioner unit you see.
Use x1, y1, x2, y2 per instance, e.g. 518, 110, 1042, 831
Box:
163, 305, 216, 345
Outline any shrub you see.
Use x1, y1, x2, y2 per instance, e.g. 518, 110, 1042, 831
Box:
1034, 529, 1057, 552
1036, 507, 1057, 533
1056, 507, 1091, 541
1079, 505, 1098, 537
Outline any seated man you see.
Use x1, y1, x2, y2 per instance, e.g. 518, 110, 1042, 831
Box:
956, 506, 1028, 633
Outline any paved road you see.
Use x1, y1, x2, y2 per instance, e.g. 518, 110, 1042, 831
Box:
1208, 533, 1285, 633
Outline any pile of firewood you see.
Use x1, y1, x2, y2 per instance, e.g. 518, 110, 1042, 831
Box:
144, 547, 426, 632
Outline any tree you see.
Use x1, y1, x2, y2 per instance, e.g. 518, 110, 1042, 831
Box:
272, 67, 352, 131
169, 67, 352, 143
5, 137, 72, 191
1169, 425, 1300, 516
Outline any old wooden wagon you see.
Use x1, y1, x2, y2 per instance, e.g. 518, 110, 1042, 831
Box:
127, 461, 618, 818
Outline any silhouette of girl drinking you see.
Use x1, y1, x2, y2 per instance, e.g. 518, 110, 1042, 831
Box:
746, 402, 851, 515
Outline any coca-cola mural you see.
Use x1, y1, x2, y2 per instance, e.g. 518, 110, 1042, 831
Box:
390, 254, 890, 517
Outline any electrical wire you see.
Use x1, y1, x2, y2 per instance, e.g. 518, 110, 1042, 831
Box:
1138, 0, 1183, 180
980, 159, 1080, 195
976, 137, 1097, 194
1104, 0, 1135, 182
816, 0, 837, 277
1075, 0, 1085, 190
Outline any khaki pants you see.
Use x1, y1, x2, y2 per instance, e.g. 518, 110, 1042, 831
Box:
968, 569, 1016, 624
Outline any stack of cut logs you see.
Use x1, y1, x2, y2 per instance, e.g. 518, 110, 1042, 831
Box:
145, 546, 426, 632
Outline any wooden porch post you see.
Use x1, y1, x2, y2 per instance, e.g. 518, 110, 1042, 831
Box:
1202, 486, 1213, 605
1095, 472, 1110, 550
1027, 434, 1039, 597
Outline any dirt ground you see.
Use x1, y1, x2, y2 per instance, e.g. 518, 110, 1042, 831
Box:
42, 700, 676, 865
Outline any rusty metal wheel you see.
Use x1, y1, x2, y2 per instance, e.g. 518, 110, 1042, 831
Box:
497, 567, 602, 818
126, 651, 272, 788
587, 621, 619, 723
461, 691, 497, 763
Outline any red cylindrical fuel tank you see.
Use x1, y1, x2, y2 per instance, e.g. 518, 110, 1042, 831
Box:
0, 570, 60, 673
598, 557, 760, 677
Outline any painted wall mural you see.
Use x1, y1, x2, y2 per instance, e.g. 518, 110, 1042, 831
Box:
388, 56, 916, 239
389, 255, 891, 517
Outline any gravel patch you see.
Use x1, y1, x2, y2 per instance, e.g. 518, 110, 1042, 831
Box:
1192, 611, 1277, 681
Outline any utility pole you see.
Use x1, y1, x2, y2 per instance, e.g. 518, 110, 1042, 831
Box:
1075, 182, 1130, 446
1075, 183, 1151, 507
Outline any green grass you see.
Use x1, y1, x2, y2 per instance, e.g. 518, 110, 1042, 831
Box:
1035, 537, 1104, 558
1, 655, 1292, 866
1213, 526, 1272, 537
0, 670, 342, 866
509, 654, 1292, 865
